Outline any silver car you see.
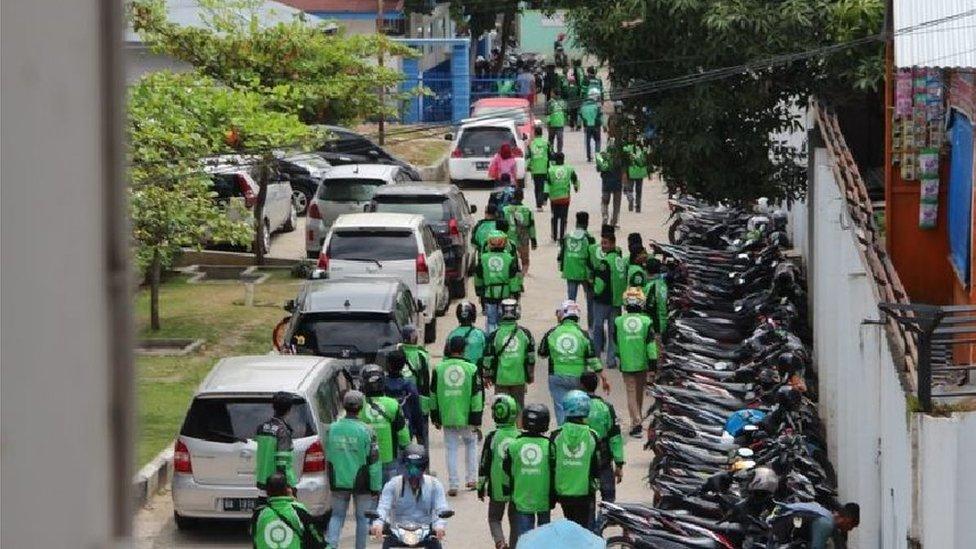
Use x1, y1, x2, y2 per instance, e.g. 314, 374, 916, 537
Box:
171, 355, 348, 528
305, 164, 412, 258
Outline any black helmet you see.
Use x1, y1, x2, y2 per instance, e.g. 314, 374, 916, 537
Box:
343, 390, 365, 413
361, 364, 385, 396
456, 301, 477, 324
272, 391, 294, 416
499, 298, 520, 321
384, 348, 407, 376
401, 324, 419, 344
775, 352, 803, 374
522, 404, 550, 434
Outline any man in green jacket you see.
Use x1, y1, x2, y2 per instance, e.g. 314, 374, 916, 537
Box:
324, 390, 382, 549
547, 89, 567, 154
503, 188, 538, 275
477, 394, 521, 549
544, 152, 579, 241
251, 472, 325, 549
640, 256, 670, 355
445, 301, 488, 369
623, 140, 649, 212
559, 211, 595, 304
580, 372, 624, 502
473, 231, 522, 333
484, 298, 535, 409
400, 324, 431, 446
614, 288, 657, 437
471, 203, 500, 252
538, 300, 609, 425
551, 391, 601, 530
359, 364, 411, 483
579, 89, 603, 162
255, 392, 297, 493
590, 225, 628, 369
525, 126, 550, 211
626, 233, 649, 288
503, 404, 555, 540
431, 336, 485, 496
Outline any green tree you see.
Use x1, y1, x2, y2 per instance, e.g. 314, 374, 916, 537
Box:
128, 71, 312, 329
549, 0, 884, 202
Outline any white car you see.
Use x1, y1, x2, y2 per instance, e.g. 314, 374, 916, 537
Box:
171, 355, 348, 528
446, 118, 526, 185
305, 164, 413, 258
317, 213, 448, 336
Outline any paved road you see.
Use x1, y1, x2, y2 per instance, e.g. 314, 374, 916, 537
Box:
135, 128, 670, 548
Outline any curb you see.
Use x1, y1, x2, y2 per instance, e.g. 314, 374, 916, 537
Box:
133, 445, 174, 508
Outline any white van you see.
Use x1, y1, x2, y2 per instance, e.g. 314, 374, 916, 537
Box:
317, 213, 448, 336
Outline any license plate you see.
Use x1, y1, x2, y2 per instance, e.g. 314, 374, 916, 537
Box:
223, 498, 257, 512
475, 161, 489, 170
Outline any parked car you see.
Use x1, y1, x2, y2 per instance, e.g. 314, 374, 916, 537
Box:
275, 153, 332, 216
315, 125, 422, 180
305, 164, 411, 258
204, 155, 297, 254
172, 355, 346, 529
470, 97, 535, 143
368, 183, 477, 298
446, 118, 526, 185
282, 278, 430, 360
317, 213, 447, 338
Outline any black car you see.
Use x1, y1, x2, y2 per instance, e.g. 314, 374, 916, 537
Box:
368, 183, 477, 298
275, 153, 332, 216
314, 125, 422, 181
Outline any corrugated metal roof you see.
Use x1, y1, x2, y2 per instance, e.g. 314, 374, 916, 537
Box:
126, 0, 324, 43
894, 1, 976, 68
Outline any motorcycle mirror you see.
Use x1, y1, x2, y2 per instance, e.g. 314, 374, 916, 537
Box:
365, 510, 379, 520
438, 510, 455, 519
284, 299, 296, 313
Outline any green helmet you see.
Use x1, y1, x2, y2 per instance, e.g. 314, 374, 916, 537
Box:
491, 394, 519, 426
562, 390, 592, 419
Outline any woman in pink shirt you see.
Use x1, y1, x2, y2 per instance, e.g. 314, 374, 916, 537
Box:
488, 143, 519, 187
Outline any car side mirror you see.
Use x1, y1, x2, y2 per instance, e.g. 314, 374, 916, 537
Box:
368, 149, 380, 158
438, 510, 455, 519
364, 510, 379, 521
284, 299, 296, 313
470, 205, 477, 214
444, 133, 454, 141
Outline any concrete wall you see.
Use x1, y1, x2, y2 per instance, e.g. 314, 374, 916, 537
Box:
124, 45, 194, 83
796, 143, 976, 548
518, 10, 583, 58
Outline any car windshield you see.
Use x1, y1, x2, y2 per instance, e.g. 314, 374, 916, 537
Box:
292, 312, 400, 356
328, 229, 417, 260
473, 106, 529, 124
318, 179, 386, 202
373, 196, 450, 223
211, 174, 244, 200
180, 397, 316, 443
458, 127, 516, 157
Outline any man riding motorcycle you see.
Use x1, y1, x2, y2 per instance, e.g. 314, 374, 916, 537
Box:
370, 444, 452, 548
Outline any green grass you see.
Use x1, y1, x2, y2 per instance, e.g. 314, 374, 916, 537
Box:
388, 138, 450, 167
135, 273, 302, 466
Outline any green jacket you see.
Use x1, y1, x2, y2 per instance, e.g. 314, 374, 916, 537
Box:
359, 396, 410, 464
503, 433, 556, 513
527, 137, 550, 175
643, 275, 670, 341
624, 144, 649, 180
503, 203, 537, 247
614, 312, 656, 370
471, 219, 498, 251
592, 247, 628, 307
402, 343, 432, 413
255, 417, 296, 489
430, 357, 484, 428
547, 99, 567, 128
324, 416, 382, 493
251, 496, 323, 549
484, 320, 535, 386
551, 421, 600, 498
445, 325, 487, 368
626, 262, 648, 288
538, 319, 602, 377
586, 395, 624, 466
474, 246, 521, 301
558, 228, 595, 282
544, 164, 578, 203
477, 425, 520, 502
579, 100, 601, 128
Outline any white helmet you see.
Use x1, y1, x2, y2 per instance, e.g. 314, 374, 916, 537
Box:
747, 466, 780, 495
558, 299, 581, 320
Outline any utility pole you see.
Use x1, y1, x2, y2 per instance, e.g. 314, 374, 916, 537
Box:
376, 0, 385, 145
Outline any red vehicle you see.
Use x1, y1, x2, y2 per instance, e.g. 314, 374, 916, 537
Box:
471, 97, 536, 142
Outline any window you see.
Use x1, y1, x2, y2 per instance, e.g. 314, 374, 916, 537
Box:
458, 127, 516, 157
373, 196, 451, 222
422, 226, 438, 254
328, 229, 418, 260
293, 312, 401, 357
317, 179, 386, 202
948, 111, 974, 286
472, 106, 530, 124
314, 377, 339, 424
180, 397, 316, 442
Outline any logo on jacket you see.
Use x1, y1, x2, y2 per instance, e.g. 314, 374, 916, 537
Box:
519, 443, 543, 466
364, 403, 384, 422
502, 335, 522, 354
553, 166, 567, 180
555, 333, 579, 355
487, 256, 505, 273
264, 519, 295, 548
624, 316, 643, 335
566, 237, 583, 252
497, 436, 513, 459
615, 257, 626, 271
444, 364, 466, 388
562, 440, 587, 459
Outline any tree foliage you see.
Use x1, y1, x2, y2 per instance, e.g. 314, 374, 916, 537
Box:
550, 0, 884, 203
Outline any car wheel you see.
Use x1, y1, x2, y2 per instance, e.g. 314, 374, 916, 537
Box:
173, 512, 198, 531
449, 277, 467, 299
283, 204, 297, 233
424, 317, 437, 344
293, 186, 312, 216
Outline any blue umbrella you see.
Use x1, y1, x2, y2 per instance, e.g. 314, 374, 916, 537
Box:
515, 519, 606, 548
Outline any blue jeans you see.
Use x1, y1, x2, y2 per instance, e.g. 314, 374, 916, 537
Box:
485, 301, 500, 334
549, 374, 581, 425
444, 426, 478, 488
592, 302, 619, 369
515, 511, 551, 536
327, 491, 375, 549
584, 127, 601, 161
567, 279, 583, 301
